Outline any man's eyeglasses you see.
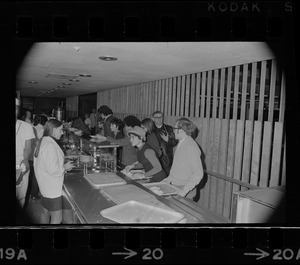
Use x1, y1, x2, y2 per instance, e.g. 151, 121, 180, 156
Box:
153, 116, 163, 119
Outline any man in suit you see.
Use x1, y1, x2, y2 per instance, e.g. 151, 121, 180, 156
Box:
97, 105, 115, 138
152, 111, 178, 175
162, 117, 203, 199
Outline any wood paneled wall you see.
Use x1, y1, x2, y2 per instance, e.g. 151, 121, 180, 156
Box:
96, 59, 286, 222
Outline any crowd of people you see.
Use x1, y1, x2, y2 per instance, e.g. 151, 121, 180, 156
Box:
16, 99, 204, 224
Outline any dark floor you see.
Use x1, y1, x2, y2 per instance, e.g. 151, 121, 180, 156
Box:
16, 196, 44, 225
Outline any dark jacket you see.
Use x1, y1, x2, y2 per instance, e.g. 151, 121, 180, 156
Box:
153, 123, 178, 175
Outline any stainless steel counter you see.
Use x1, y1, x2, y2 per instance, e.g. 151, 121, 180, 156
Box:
63, 169, 228, 224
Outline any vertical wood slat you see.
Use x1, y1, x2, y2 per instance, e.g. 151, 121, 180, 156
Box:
209, 118, 221, 212
168, 78, 173, 116
216, 119, 229, 216
250, 121, 262, 186
212, 70, 219, 118
190, 73, 196, 117
157, 80, 162, 112
258, 61, 267, 121
165, 79, 169, 115
180, 75, 186, 116
225, 67, 233, 119
268, 59, 277, 122
270, 122, 284, 187
241, 120, 254, 191
223, 119, 236, 219
195, 73, 201, 117
161, 79, 166, 114
259, 121, 273, 187
185, 74, 190, 116
240, 64, 248, 120
200, 118, 209, 208
249, 62, 257, 121
172, 77, 177, 116
281, 134, 286, 185
233, 120, 245, 192
200, 72, 206, 118
233, 66, 240, 120
218, 68, 225, 119
176, 76, 181, 116
206, 71, 212, 118
154, 81, 159, 112
279, 71, 286, 123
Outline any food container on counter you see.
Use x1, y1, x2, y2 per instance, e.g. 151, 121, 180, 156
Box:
100, 200, 185, 223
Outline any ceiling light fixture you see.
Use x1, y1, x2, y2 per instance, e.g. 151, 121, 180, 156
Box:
69, 79, 80, 82
28, 81, 38, 84
62, 82, 71, 85
57, 86, 65, 88
99, 56, 118, 61
78, 74, 92, 77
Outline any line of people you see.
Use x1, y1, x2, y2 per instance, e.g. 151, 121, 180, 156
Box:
94, 105, 204, 199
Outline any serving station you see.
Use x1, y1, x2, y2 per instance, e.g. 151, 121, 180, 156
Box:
61, 131, 229, 224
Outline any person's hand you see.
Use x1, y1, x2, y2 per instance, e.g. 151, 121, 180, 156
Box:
20, 160, 30, 175
124, 164, 134, 173
160, 132, 169, 142
177, 188, 187, 197
161, 177, 171, 184
96, 134, 106, 140
64, 161, 74, 171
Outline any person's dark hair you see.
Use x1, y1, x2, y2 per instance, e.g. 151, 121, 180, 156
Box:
33, 114, 42, 126
21, 108, 31, 121
97, 105, 113, 116
141, 118, 155, 133
123, 115, 141, 127
34, 119, 62, 158
110, 118, 125, 131
152, 110, 164, 117
40, 115, 48, 126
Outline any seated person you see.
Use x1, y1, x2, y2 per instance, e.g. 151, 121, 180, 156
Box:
125, 126, 167, 182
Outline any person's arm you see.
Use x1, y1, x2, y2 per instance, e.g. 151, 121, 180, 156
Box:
180, 148, 203, 196
20, 139, 32, 174
166, 126, 178, 148
42, 144, 65, 177
106, 136, 129, 146
143, 149, 162, 178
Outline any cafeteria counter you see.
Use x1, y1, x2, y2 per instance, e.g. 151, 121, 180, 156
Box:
63, 170, 228, 224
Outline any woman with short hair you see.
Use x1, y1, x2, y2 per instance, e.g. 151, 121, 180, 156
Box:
125, 126, 167, 182
34, 119, 74, 224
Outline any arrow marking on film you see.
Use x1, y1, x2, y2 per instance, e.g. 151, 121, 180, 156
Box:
244, 248, 270, 260
112, 247, 137, 259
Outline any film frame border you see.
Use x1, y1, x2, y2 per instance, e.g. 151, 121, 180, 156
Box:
1, 0, 299, 264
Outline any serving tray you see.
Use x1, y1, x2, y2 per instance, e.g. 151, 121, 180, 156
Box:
100, 200, 184, 223
143, 182, 178, 196
83, 172, 126, 188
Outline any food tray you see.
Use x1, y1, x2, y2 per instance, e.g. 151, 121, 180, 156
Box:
143, 182, 178, 196
100, 200, 185, 223
83, 172, 126, 188
100, 184, 155, 204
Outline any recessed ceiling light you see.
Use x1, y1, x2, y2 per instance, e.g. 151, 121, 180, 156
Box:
28, 81, 38, 84
78, 74, 92, 77
57, 86, 65, 88
62, 82, 71, 85
69, 79, 80, 82
99, 56, 118, 61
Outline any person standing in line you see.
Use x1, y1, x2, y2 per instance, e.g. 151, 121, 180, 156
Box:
152, 111, 178, 175
34, 119, 74, 224
84, 113, 92, 131
110, 118, 125, 139
161, 117, 203, 199
89, 108, 97, 135
141, 118, 162, 158
16, 98, 35, 209
27, 114, 48, 201
125, 126, 167, 182
97, 105, 115, 138
96, 115, 140, 167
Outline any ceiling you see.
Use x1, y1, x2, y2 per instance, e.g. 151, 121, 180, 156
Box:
16, 42, 275, 98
